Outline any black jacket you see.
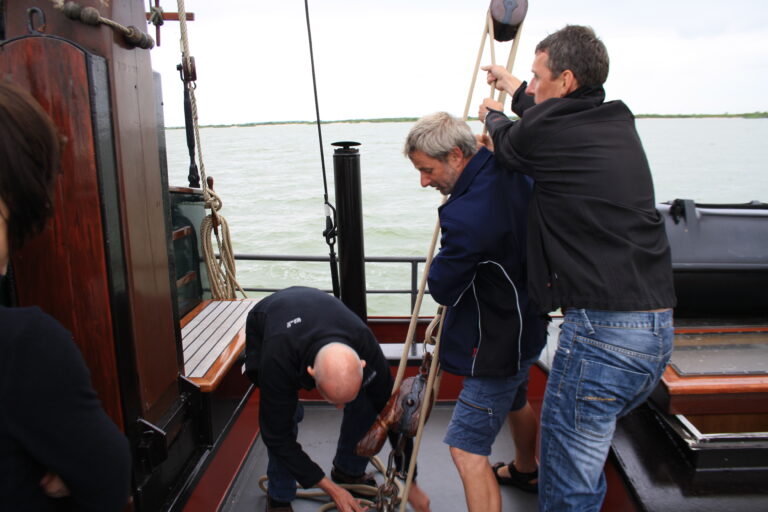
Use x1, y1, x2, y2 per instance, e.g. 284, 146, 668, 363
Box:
0, 306, 131, 512
428, 148, 547, 377
244, 287, 393, 489
486, 84, 676, 312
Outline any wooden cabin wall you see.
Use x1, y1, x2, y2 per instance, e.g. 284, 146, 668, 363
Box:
3, 1, 179, 427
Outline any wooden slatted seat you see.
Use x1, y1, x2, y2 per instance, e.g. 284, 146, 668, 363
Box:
181, 299, 257, 392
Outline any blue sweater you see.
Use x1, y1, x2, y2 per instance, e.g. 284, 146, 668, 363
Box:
428, 148, 547, 377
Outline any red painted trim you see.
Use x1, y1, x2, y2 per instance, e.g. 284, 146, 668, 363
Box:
182, 390, 261, 512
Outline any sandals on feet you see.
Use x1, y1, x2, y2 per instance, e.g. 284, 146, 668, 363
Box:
492, 461, 538, 493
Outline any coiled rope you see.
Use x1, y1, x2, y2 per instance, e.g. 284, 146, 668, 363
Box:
257, 456, 402, 511
176, 0, 245, 300
49, 0, 155, 49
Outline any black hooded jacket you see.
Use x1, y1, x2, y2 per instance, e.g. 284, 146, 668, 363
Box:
485, 84, 676, 313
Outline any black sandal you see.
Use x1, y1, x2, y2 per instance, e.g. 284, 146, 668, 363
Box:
492, 461, 538, 493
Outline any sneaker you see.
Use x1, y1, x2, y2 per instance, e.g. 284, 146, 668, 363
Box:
265, 495, 294, 512
330, 466, 376, 487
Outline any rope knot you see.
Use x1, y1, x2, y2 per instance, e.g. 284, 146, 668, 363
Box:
148, 5, 165, 26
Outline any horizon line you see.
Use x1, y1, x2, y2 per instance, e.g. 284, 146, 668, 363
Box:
166, 111, 768, 129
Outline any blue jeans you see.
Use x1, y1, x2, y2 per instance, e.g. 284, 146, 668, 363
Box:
539, 309, 673, 512
444, 353, 539, 456
266, 392, 377, 502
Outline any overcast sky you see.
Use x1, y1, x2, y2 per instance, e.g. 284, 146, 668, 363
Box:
149, 0, 768, 127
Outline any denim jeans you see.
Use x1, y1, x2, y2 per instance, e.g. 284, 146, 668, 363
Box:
539, 308, 673, 512
266, 391, 378, 502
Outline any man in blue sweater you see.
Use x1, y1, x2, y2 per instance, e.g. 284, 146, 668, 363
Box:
404, 112, 548, 512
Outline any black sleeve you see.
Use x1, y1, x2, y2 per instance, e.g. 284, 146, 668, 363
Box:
485, 82, 537, 179
6, 313, 131, 512
257, 335, 325, 489
244, 307, 266, 384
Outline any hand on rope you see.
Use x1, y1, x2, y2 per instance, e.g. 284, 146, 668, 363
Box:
49, 0, 155, 49
257, 456, 392, 511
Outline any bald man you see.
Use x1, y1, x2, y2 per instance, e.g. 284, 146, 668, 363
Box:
245, 286, 430, 512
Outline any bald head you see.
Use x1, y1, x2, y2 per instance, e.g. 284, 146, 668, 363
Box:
308, 342, 366, 406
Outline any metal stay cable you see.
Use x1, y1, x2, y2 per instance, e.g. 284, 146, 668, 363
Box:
303, 0, 341, 299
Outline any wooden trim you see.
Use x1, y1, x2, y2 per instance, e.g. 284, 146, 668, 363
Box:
181, 390, 260, 512
169, 186, 203, 195
662, 366, 768, 395
173, 225, 194, 241
145, 12, 195, 21
176, 271, 198, 289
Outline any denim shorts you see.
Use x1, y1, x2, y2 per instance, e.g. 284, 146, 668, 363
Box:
443, 354, 538, 456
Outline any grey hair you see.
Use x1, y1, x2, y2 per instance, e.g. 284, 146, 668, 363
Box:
403, 112, 477, 161
536, 25, 609, 87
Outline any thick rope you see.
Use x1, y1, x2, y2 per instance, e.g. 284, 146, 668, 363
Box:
176, 0, 246, 300
257, 456, 402, 511
49, 0, 155, 49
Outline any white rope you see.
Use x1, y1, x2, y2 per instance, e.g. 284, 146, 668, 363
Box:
257, 456, 402, 511
176, 0, 245, 300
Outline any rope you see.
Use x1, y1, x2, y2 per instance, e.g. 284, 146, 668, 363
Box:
49, 0, 155, 49
176, 0, 246, 300
392, 13, 529, 509
257, 456, 402, 511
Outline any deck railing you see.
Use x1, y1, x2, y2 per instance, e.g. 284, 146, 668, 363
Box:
231, 253, 429, 311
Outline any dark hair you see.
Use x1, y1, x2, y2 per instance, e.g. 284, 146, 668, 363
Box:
536, 25, 609, 87
0, 81, 61, 250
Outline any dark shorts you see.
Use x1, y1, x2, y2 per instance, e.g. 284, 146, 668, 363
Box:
443, 354, 538, 456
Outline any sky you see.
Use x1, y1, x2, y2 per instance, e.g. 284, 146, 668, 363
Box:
148, 0, 768, 127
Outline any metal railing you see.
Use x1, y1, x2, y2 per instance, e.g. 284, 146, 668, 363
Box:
232, 253, 429, 311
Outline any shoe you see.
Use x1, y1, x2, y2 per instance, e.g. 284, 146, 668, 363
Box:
330, 466, 377, 487
265, 495, 294, 512
331, 465, 377, 499
492, 461, 538, 493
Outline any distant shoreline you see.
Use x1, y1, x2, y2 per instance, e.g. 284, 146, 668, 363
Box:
167, 112, 768, 129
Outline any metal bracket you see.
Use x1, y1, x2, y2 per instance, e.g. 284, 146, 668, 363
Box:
135, 418, 168, 474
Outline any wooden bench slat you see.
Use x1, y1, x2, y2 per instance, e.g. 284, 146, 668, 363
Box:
185, 301, 254, 376
183, 301, 251, 368
180, 300, 256, 390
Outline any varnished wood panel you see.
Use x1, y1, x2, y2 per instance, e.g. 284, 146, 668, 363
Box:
2, 37, 124, 427
4, 1, 181, 425
111, 0, 180, 423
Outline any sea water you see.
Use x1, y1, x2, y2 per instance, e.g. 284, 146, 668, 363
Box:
164, 119, 768, 315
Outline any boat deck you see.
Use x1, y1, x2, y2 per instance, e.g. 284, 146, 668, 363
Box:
221, 403, 538, 511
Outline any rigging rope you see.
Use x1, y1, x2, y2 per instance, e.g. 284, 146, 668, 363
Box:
176, 0, 246, 300
49, 0, 155, 49
392, 8, 527, 511
303, 0, 341, 299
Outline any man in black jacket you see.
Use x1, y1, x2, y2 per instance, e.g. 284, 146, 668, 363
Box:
244, 286, 430, 512
479, 25, 676, 512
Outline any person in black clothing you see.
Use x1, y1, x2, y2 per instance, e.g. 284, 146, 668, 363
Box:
0, 81, 131, 511
244, 286, 430, 512
478, 25, 676, 512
